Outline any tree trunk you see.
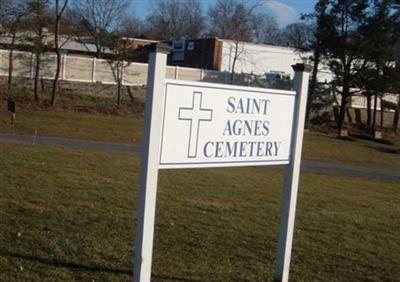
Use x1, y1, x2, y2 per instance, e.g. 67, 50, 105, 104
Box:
41, 78, 45, 92
116, 62, 123, 108
51, 13, 61, 106
34, 52, 41, 102
305, 51, 320, 128
126, 86, 134, 103
366, 93, 372, 128
371, 92, 378, 134
393, 96, 399, 133
379, 95, 384, 129
346, 108, 353, 124
337, 95, 347, 136
337, 83, 350, 137
230, 41, 239, 84
7, 33, 17, 100
116, 74, 121, 108
117, 83, 122, 107
51, 48, 62, 106
50, 0, 68, 106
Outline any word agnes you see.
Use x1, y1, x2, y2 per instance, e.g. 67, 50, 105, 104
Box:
224, 97, 271, 136
205, 96, 282, 158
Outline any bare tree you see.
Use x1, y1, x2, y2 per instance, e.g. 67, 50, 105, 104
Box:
0, 0, 30, 100
146, 0, 204, 40
118, 15, 145, 38
253, 15, 284, 46
70, 0, 130, 58
25, 0, 51, 102
107, 36, 129, 108
281, 22, 314, 50
208, 0, 263, 83
50, 0, 69, 106
106, 15, 145, 108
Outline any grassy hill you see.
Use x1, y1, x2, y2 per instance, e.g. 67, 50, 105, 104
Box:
0, 144, 399, 281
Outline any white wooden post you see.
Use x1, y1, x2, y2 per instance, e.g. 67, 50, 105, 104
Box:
133, 43, 171, 282
175, 65, 179, 79
274, 63, 311, 282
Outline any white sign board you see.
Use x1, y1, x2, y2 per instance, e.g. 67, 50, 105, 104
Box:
159, 80, 296, 169
133, 45, 311, 282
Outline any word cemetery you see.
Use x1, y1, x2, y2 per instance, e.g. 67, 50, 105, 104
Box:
133, 44, 311, 282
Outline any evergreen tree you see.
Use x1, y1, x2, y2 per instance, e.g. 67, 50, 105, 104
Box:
302, 0, 331, 128
320, 0, 369, 136
357, 0, 398, 134
392, 1, 400, 132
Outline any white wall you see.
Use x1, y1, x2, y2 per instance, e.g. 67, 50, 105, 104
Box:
353, 94, 398, 111
220, 40, 334, 82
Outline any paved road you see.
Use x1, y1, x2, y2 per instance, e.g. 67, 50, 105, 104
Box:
0, 133, 399, 182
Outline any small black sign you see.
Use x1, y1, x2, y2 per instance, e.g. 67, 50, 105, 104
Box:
7, 100, 16, 114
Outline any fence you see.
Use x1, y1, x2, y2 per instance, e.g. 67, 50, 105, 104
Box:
0, 49, 235, 86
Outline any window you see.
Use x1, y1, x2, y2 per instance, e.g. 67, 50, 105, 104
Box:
187, 42, 194, 51
173, 40, 185, 51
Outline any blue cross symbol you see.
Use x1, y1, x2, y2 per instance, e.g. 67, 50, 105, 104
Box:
178, 92, 213, 158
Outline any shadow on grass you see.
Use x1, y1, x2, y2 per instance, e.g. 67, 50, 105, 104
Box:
350, 133, 395, 145
372, 147, 400, 154
0, 249, 131, 275
0, 250, 200, 281
336, 136, 356, 142
344, 133, 400, 155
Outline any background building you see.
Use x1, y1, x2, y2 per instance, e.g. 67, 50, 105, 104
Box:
164, 37, 334, 82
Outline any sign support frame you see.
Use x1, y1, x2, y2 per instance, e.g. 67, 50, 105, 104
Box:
133, 43, 312, 281
274, 64, 312, 282
133, 43, 171, 282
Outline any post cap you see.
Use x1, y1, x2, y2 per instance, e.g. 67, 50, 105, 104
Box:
292, 63, 313, 73
149, 43, 172, 54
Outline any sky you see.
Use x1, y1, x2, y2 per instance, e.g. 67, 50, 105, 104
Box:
131, 0, 317, 27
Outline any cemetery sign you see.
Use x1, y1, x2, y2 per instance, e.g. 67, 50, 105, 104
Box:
159, 80, 296, 168
133, 43, 311, 282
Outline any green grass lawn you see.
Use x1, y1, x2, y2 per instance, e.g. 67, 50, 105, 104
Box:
0, 144, 399, 281
1, 108, 399, 170
302, 131, 400, 170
